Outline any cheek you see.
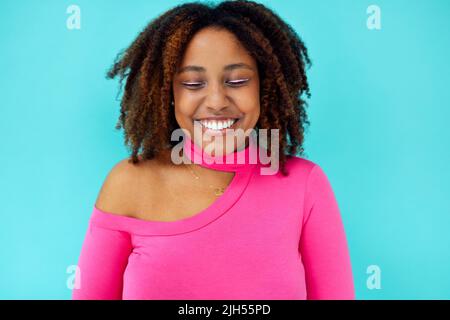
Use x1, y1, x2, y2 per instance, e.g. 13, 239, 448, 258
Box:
174, 98, 196, 118
173, 85, 197, 120
174, 105, 195, 131
235, 88, 260, 122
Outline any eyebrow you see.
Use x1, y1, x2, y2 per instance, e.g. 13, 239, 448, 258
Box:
176, 63, 254, 74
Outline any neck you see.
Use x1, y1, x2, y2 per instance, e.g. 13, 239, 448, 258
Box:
181, 134, 261, 173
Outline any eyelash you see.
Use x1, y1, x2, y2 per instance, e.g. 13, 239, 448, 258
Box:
182, 79, 249, 89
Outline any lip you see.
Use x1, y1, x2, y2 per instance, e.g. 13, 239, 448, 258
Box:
194, 116, 241, 121
193, 117, 242, 136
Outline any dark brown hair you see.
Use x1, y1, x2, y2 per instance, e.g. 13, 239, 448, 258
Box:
106, 0, 311, 176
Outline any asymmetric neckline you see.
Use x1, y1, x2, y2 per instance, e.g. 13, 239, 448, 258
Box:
91, 134, 261, 236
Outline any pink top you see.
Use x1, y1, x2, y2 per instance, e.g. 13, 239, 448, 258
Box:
72, 135, 355, 300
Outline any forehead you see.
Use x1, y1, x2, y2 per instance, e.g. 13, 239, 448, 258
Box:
178, 27, 256, 70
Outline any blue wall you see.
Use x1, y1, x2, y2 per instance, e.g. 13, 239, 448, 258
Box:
0, 0, 449, 299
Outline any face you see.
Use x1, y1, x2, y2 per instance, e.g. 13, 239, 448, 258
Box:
172, 27, 260, 157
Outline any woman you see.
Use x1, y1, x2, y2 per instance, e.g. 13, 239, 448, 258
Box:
72, 0, 355, 300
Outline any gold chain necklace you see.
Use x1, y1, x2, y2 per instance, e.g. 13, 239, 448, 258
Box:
185, 164, 226, 196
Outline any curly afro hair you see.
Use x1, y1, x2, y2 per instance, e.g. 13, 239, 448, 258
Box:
106, 0, 312, 176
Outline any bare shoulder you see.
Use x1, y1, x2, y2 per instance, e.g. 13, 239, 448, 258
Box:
95, 154, 164, 217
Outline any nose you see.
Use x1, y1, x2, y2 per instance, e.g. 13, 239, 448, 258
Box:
204, 81, 229, 113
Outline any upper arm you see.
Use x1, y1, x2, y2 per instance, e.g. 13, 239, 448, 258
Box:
72, 221, 132, 300
299, 164, 355, 300
72, 158, 141, 300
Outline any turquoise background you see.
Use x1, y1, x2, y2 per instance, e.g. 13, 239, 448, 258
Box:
0, 0, 449, 299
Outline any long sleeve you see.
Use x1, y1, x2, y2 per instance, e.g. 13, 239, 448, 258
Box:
72, 219, 132, 300
299, 164, 355, 300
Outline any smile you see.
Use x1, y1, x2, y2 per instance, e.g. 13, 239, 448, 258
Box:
194, 118, 239, 131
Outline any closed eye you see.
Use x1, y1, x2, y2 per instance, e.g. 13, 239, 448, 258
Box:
227, 79, 250, 87
181, 79, 250, 90
181, 83, 202, 90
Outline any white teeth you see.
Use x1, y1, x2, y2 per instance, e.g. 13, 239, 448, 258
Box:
198, 118, 237, 130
